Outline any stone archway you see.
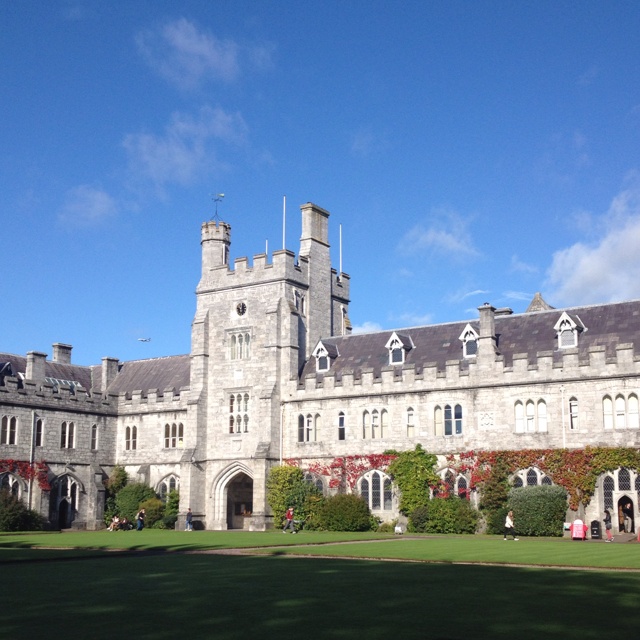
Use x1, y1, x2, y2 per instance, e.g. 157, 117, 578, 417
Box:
210, 462, 254, 530
618, 496, 635, 533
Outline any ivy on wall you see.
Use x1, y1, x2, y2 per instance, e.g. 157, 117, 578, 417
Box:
446, 447, 640, 510
0, 459, 50, 491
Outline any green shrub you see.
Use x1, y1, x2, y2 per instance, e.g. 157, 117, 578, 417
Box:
138, 497, 164, 528
387, 445, 439, 515
377, 519, 398, 533
114, 483, 157, 522
485, 506, 510, 535
103, 465, 129, 525
0, 489, 45, 532
409, 498, 479, 534
508, 485, 567, 537
314, 493, 375, 531
266, 466, 305, 524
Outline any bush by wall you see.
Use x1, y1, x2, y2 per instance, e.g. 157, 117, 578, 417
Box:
314, 493, 376, 531
114, 483, 157, 522
0, 489, 45, 532
387, 445, 439, 515
508, 485, 567, 537
266, 465, 306, 524
409, 498, 479, 534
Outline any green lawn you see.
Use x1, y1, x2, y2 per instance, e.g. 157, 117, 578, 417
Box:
1, 531, 639, 639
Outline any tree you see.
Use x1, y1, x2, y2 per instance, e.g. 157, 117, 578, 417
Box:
104, 465, 128, 525
387, 444, 439, 515
114, 483, 157, 522
266, 465, 306, 524
0, 489, 45, 532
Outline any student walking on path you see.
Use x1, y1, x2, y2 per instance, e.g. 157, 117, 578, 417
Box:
282, 507, 296, 533
603, 509, 614, 542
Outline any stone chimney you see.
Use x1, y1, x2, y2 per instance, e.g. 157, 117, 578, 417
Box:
26, 351, 47, 381
52, 343, 72, 364
101, 357, 119, 393
477, 303, 498, 360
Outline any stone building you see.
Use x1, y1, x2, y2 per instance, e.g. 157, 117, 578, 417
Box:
2, 202, 640, 531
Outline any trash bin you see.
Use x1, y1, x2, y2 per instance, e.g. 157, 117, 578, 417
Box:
591, 520, 601, 539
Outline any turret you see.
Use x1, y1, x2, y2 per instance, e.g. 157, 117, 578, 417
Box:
201, 220, 231, 277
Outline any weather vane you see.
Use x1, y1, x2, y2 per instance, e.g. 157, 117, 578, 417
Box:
210, 193, 225, 221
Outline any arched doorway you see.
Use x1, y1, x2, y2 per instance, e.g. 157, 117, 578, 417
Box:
618, 496, 635, 533
50, 474, 80, 529
226, 472, 253, 530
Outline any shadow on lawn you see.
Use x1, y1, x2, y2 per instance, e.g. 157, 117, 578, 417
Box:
1, 554, 639, 639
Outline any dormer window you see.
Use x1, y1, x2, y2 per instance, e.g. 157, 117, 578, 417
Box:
459, 324, 479, 358
554, 312, 584, 349
385, 332, 413, 366
312, 340, 338, 373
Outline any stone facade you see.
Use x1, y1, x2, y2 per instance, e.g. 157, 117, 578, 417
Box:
2, 202, 640, 532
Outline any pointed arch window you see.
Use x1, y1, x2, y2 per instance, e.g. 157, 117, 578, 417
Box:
1, 415, 17, 445
164, 423, 183, 448
569, 398, 579, 430
434, 406, 443, 436
35, 418, 44, 447
554, 312, 583, 349
90, 424, 98, 450
615, 395, 626, 429
603, 396, 613, 429
603, 475, 614, 510
60, 421, 75, 449
406, 407, 415, 437
459, 324, 479, 359
359, 470, 393, 511
362, 410, 370, 439
385, 332, 412, 366
338, 412, 346, 441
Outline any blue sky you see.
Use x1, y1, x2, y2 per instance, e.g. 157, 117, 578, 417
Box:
2, 1, 640, 366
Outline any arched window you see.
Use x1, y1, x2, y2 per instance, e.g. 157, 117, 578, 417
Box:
434, 406, 443, 436
615, 395, 626, 428
603, 396, 613, 429
444, 405, 453, 436
514, 401, 524, 433
458, 476, 468, 499
526, 468, 538, 486
362, 411, 370, 439
35, 418, 44, 447
298, 415, 304, 442
0, 473, 21, 497
569, 398, 579, 430
158, 475, 179, 501
444, 470, 455, 497
537, 400, 547, 432
618, 469, 631, 491
60, 421, 75, 449
90, 424, 98, 450
454, 404, 462, 435
603, 476, 614, 510
126, 426, 131, 450
406, 408, 415, 437
305, 473, 324, 494
229, 416, 235, 434
371, 410, 379, 439
381, 409, 388, 438
338, 412, 345, 441
1, 415, 18, 445
359, 470, 393, 511
526, 401, 535, 432
628, 395, 639, 429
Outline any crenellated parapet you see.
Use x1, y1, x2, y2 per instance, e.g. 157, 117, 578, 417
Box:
117, 386, 190, 413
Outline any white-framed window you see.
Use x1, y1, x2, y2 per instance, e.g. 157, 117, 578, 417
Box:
362, 409, 387, 439
297, 414, 318, 442
312, 342, 333, 372
554, 312, 583, 349
164, 423, 183, 448
35, 418, 44, 447
440, 469, 470, 499
514, 399, 547, 433
406, 407, 415, 437
229, 332, 251, 360
604, 393, 640, 430
443, 404, 462, 436
359, 470, 393, 511
569, 398, 579, 431
338, 411, 346, 441
459, 323, 479, 359
126, 425, 138, 451
385, 332, 412, 366
1, 415, 18, 445
60, 421, 75, 449
228, 393, 250, 434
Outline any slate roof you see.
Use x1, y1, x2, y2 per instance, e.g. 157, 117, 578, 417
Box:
301, 299, 640, 380
105, 355, 191, 396
0, 353, 94, 390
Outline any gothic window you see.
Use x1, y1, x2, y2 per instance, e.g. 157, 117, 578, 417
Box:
406, 408, 415, 437
35, 418, 44, 447
513, 476, 523, 488
125, 426, 137, 451
635, 476, 640, 503
229, 332, 251, 360
555, 312, 581, 349
512, 468, 552, 487
628, 395, 639, 429
60, 421, 75, 449
541, 476, 553, 486
338, 412, 346, 441
298, 414, 318, 442
444, 470, 455, 496
603, 396, 613, 429
457, 476, 468, 499
372, 410, 380, 438
618, 469, 631, 492
385, 332, 412, 366
434, 406, 443, 436
305, 473, 324, 494
537, 400, 547, 432
90, 424, 98, 450
526, 401, 535, 432
359, 470, 392, 511
164, 423, 183, 448
515, 401, 524, 433
514, 399, 547, 433
362, 411, 370, 439
526, 468, 538, 486
616, 395, 626, 429
569, 398, 579, 430
158, 475, 179, 501
603, 475, 614, 510
298, 415, 304, 442
444, 404, 462, 436
381, 409, 388, 438
0, 473, 21, 497
1, 415, 17, 445
229, 392, 249, 435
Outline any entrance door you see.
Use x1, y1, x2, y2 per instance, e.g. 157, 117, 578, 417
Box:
618, 496, 635, 533
226, 472, 253, 529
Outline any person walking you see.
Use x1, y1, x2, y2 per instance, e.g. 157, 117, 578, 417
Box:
136, 508, 146, 531
603, 509, 614, 541
185, 508, 193, 531
282, 506, 296, 533
504, 510, 519, 541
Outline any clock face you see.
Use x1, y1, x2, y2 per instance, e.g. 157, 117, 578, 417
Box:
236, 302, 247, 316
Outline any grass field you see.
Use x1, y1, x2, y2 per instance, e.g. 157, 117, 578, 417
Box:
1, 531, 639, 639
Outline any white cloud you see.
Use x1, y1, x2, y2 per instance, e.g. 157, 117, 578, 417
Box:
136, 18, 274, 91
123, 106, 248, 191
510, 255, 538, 275
351, 321, 383, 334
503, 290, 535, 302
401, 209, 480, 260
395, 312, 434, 327
546, 182, 640, 306
58, 185, 117, 226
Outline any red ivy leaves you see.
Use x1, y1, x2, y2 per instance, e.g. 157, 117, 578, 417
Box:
297, 454, 397, 489
0, 459, 50, 491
